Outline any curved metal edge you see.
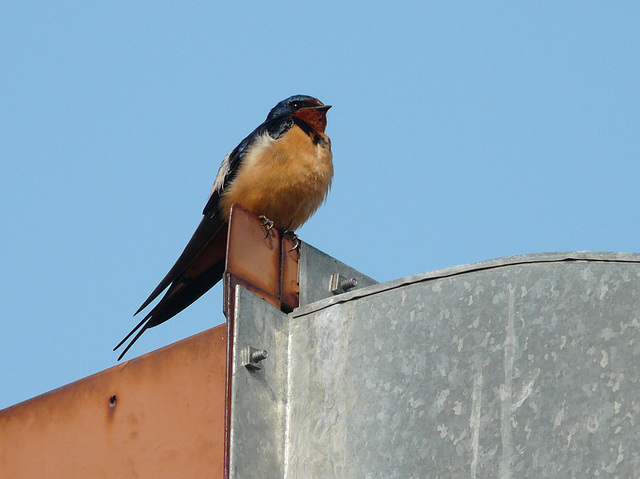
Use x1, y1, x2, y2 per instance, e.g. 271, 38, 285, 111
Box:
292, 251, 640, 317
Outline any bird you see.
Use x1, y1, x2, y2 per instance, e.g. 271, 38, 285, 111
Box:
114, 95, 333, 360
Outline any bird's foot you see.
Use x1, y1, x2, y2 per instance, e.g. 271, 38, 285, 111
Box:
259, 215, 275, 238
283, 230, 300, 252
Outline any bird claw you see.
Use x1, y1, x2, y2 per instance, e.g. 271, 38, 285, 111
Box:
284, 230, 300, 252
259, 215, 274, 238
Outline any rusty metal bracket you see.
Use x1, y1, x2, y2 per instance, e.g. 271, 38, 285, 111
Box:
223, 203, 300, 319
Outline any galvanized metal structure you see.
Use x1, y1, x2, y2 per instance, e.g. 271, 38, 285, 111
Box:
228, 250, 640, 478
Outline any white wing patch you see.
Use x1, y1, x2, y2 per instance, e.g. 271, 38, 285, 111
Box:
210, 152, 232, 197
208, 132, 274, 200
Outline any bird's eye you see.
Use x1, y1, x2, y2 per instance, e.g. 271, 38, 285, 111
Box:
291, 102, 300, 110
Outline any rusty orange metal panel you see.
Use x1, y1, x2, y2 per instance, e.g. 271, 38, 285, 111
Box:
226, 203, 281, 297
0, 324, 227, 479
225, 203, 282, 310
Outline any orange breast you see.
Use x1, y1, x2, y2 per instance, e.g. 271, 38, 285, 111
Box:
220, 125, 333, 231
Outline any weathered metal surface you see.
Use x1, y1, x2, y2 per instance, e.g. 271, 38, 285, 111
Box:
225, 204, 302, 313
287, 253, 640, 477
229, 252, 640, 478
0, 325, 227, 479
226, 203, 282, 310
294, 251, 640, 316
298, 241, 377, 305
280, 233, 301, 312
226, 285, 289, 479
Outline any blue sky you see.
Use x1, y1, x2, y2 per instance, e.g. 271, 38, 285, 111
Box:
1, 2, 639, 409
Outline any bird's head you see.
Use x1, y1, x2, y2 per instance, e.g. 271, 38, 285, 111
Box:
266, 95, 332, 133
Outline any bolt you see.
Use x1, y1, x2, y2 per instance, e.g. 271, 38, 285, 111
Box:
340, 277, 358, 292
250, 349, 269, 363
330, 273, 359, 294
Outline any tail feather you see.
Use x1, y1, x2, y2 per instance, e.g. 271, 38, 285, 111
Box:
114, 259, 226, 360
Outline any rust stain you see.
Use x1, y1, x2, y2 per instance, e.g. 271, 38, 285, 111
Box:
226, 203, 282, 304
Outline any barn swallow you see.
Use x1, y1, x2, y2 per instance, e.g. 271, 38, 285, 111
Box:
114, 95, 332, 360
